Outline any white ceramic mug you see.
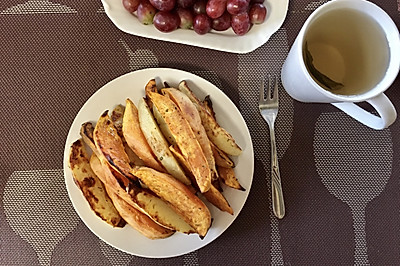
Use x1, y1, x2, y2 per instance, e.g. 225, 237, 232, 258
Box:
281, 0, 400, 129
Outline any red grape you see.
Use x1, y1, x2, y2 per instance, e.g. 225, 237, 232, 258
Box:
206, 0, 227, 19
226, 0, 249, 15
177, 0, 196, 8
193, 0, 207, 15
150, 0, 176, 11
176, 8, 194, 29
212, 11, 231, 31
123, 0, 140, 12
249, 3, 266, 24
250, 0, 264, 3
153, 11, 180, 32
193, 13, 212, 34
231, 12, 251, 35
137, 0, 157, 24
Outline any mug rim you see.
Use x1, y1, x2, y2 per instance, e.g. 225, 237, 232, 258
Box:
297, 0, 400, 102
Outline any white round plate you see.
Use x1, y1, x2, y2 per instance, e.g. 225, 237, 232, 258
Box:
101, 0, 288, 54
63, 68, 254, 258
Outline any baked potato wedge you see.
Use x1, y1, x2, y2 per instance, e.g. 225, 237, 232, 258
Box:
162, 88, 217, 181
218, 166, 245, 191
132, 166, 212, 237
93, 111, 135, 186
107, 189, 174, 239
211, 141, 235, 168
148, 92, 211, 193
152, 103, 176, 146
123, 98, 165, 172
178, 81, 242, 156
203, 184, 233, 215
89, 154, 174, 239
93, 154, 195, 234
138, 97, 191, 185
169, 144, 191, 176
69, 139, 125, 227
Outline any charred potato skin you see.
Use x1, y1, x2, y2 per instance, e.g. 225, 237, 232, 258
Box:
69, 139, 126, 228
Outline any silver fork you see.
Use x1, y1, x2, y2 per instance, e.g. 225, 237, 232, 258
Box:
259, 76, 285, 219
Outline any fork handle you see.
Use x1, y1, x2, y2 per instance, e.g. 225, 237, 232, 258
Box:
269, 125, 285, 219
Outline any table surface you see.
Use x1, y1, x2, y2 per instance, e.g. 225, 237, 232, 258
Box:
1, 0, 399, 265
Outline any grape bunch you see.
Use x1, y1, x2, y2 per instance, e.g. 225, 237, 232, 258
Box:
122, 0, 267, 35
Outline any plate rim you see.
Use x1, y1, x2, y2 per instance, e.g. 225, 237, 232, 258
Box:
63, 67, 254, 258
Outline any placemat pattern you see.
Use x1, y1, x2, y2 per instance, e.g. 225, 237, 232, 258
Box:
1, 0, 399, 265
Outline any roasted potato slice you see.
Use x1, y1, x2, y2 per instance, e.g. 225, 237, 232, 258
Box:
211, 141, 235, 168
93, 154, 195, 234
218, 166, 245, 191
169, 144, 191, 176
178, 81, 242, 156
148, 92, 211, 193
152, 104, 176, 145
123, 98, 165, 172
110, 105, 146, 167
138, 97, 191, 185
124, 142, 145, 167
93, 111, 135, 186
162, 88, 218, 181
86, 125, 194, 235
132, 166, 212, 237
69, 139, 125, 227
107, 189, 174, 239
90, 154, 174, 239
203, 184, 233, 215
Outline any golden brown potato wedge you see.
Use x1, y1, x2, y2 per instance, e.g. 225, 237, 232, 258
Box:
91, 154, 195, 234
218, 166, 245, 191
110, 105, 146, 168
89, 154, 174, 239
124, 142, 145, 167
167, 146, 232, 214
107, 188, 174, 239
178, 81, 242, 156
152, 103, 176, 146
93, 111, 135, 186
203, 184, 233, 215
169, 144, 192, 176
69, 139, 125, 227
162, 88, 218, 181
123, 98, 165, 172
132, 166, 212, 237
138, 97, 191, 185
148, 92, 211, 193
211, 141, 235, 168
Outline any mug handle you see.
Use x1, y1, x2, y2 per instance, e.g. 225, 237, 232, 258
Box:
331, 93, 397, 130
